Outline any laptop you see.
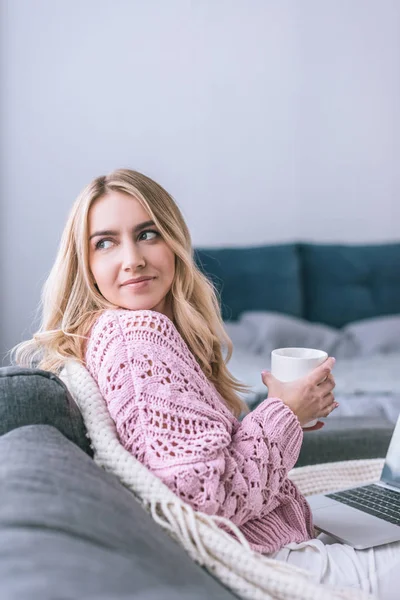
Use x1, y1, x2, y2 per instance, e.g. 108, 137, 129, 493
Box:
307, 413, 400, 549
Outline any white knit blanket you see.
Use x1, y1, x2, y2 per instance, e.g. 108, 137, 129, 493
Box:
60, 360, 384, 600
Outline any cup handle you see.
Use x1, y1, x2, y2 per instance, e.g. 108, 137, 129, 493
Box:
302, 419, 318, 428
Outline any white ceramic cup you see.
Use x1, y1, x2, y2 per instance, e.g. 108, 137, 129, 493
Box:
270, 347, 329, 428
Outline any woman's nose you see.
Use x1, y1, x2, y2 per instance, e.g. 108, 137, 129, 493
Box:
121, 240, 145, 271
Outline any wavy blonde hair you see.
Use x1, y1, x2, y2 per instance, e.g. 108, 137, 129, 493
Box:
11, 169, 249, 417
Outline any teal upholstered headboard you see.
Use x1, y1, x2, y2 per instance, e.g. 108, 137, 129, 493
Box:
299, 243, 400, 327
194, 242, 400, 328
194, 244, 302, 322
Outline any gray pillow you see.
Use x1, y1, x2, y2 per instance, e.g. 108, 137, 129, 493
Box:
0, 425, 236, 600
340, 315, 400, 357
225, 311, 340, 358
225, 311, 400, 360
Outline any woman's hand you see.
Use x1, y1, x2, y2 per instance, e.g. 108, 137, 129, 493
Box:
261, 357, 338, 428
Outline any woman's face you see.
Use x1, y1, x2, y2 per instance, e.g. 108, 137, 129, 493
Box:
88, 191, 175, 319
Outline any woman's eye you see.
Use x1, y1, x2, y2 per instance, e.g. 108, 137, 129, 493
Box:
139, 230, 159, 241
95, 239, 113, 250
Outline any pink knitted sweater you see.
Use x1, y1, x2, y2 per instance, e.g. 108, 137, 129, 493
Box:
85, 309, 314, 554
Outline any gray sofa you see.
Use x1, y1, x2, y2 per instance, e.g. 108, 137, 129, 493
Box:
0, 365, 394, 599
0, 356, 395, 599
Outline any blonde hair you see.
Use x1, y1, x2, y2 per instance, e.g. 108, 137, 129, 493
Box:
11, 169, 249, 417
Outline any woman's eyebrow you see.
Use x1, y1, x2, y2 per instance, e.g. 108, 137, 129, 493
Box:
89, 220, 156, 241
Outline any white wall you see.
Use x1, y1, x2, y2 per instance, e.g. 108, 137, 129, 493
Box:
1, 0, 399, 361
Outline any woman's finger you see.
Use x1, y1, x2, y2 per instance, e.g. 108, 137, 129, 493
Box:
319, 375, 336, 396
322, 392, 335, 406
318, 373, 335, 387
309, 357, 336, 386
321, 401, 338, 417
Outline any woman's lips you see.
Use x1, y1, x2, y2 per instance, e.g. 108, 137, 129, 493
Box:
122, 278, 154, 290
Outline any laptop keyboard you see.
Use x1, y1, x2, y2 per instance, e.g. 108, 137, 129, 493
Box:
327, 484, 400, 526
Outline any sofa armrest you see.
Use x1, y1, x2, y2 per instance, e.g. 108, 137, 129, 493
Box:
0, 366, 93, 456
296, 417, 393, 467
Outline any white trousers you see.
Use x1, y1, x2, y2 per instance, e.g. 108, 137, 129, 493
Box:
270, 533, 400, 599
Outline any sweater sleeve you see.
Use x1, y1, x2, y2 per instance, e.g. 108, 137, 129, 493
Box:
85, 309, 305, 527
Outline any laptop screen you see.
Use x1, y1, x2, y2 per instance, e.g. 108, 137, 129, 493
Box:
381, 413, 400, 490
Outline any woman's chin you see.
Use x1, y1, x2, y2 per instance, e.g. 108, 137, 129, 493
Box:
115, 297, 161, 312
118, 303, 154, 311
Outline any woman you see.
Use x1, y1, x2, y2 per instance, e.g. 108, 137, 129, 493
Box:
13, 169, 399, 598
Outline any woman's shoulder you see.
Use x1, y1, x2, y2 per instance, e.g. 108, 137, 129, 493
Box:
87, 310, 184, 357
86, 308, 197, 380
85, 309, 180, 371
90, 308, 176, 338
